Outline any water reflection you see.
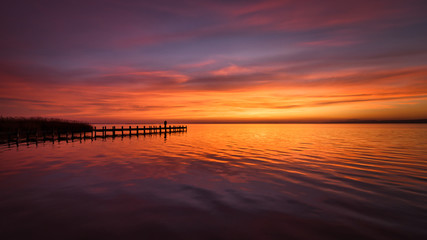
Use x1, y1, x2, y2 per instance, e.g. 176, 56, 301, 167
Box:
0, 124, 426, 239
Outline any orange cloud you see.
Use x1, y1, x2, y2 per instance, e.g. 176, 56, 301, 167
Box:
211, 65, 254, 76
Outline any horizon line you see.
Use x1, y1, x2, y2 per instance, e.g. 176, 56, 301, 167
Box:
89, 119, 427, 124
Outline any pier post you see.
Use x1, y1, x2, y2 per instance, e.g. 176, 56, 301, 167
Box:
15, 129, 19, 145
129, 126, 131, 136
136, 126, 139, 136
94, 127, 96, 139
113, 126, 116, 137
169, 126, 171, 133
80, 132, 82, 140
121, 126, 124, 137
143, 126, 146, 134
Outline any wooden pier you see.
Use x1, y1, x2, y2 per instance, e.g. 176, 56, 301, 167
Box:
1, 125, 187, 145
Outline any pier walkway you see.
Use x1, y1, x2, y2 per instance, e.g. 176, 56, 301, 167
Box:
1, 125, 187, 145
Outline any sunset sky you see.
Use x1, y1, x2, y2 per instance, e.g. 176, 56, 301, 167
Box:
1, 0, 427, 123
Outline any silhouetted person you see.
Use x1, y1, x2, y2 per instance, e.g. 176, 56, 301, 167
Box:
164, 121, 167, 129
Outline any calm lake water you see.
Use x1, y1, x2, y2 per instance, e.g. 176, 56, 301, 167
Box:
1, 124, 426, 239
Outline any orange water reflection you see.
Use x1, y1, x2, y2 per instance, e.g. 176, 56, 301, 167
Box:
0, 124, 426, 239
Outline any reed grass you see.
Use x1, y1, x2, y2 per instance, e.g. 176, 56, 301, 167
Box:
0, 117, 93, 133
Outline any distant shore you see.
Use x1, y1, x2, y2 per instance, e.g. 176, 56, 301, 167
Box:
176, 119, 427, 124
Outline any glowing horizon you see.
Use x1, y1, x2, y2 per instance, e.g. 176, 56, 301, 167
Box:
1, 0, 427, 123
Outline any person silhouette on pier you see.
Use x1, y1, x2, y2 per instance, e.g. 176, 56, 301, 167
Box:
163, 121, 168, 141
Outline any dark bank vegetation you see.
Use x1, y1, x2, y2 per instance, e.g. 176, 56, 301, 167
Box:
0, 117, 93, 143
0, 117, 93, 133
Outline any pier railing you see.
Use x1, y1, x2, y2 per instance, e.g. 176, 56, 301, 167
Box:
1, 125, 187, 144
93, 125, 187, 138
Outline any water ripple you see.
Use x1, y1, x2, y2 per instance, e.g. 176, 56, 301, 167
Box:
1, 124, 426, 239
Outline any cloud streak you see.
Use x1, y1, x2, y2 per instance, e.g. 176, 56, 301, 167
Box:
1, 0, 427, 121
